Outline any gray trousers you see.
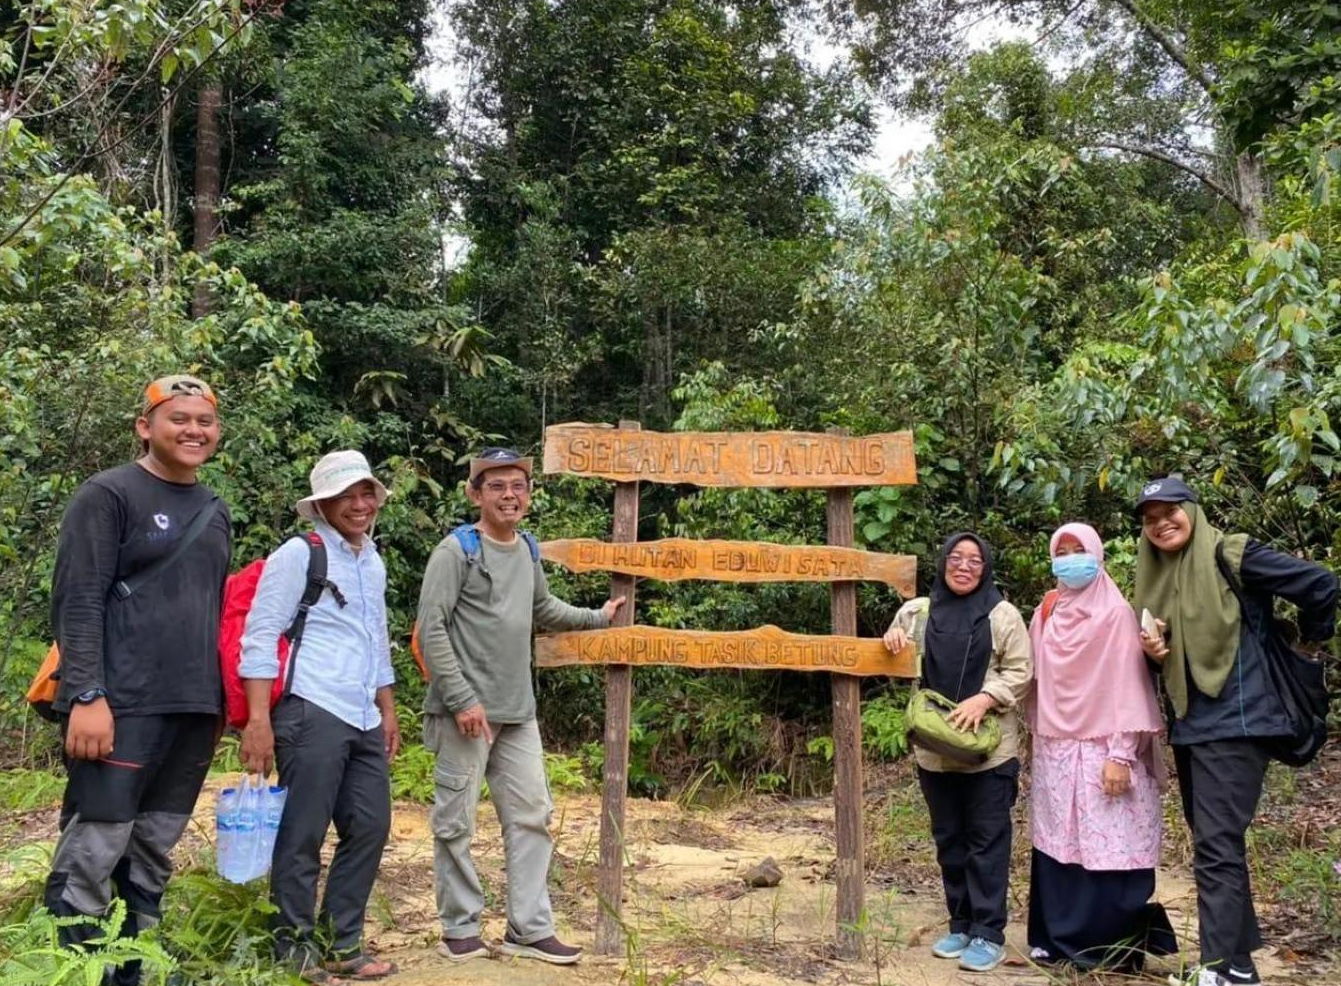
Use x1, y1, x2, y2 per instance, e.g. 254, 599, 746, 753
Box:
271, 696, 391, 962
46, 714, 216, 986
424, 714, 555, 944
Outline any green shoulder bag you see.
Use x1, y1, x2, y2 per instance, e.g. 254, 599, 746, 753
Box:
904, 603, 1002, 765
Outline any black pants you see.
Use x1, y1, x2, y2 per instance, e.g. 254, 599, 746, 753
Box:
1174, 739, 1271, 976
918, 759, 1019, 945
45, 713, 217, 986
270, 696, 392, 964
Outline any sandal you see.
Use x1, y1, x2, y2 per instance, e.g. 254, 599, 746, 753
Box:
284, 950, 344, 985
323, 954, 399, 981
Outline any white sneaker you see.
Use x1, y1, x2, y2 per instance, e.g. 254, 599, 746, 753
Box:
1168, 969, 1260, 986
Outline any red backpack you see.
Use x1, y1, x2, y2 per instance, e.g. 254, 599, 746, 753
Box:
219, 532, 346, 729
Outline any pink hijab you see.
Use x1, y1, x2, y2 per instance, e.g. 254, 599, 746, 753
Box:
1029, 523, 1164, 741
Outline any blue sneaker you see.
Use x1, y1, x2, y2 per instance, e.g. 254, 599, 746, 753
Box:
959, 937, 1006, 972
931, 932, 970, 959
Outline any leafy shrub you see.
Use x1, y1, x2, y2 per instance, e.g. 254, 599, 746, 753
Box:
860, 691, 911, 762
389, 743, 437, 804
0, 901, 175, 986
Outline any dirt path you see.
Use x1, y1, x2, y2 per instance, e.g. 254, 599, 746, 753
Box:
259, 789, 1293, 986
2, 772, 1314, 986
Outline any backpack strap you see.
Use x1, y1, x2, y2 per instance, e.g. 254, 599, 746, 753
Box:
1040, 589, 1060, 626
450, 523, 483, 566
451, 524, 541, 566
280, 533, 346, 696
111, 498, 222, 600
521, 530, 540, 562
1215, 539, 1251, 628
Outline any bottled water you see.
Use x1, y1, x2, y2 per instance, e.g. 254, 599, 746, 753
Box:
215, 786, 240, 881
256, 785, 287, 875
216, 777, 287, 883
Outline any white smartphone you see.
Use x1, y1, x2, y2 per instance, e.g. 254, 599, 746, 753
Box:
1140, 608, 1159, 636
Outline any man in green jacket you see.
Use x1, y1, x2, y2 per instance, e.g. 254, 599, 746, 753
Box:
416, 447, 623, 966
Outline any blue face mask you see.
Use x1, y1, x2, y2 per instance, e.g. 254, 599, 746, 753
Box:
1052, 553, 1101, 590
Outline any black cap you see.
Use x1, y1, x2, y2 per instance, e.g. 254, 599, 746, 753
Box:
1135, 476, 1197, 512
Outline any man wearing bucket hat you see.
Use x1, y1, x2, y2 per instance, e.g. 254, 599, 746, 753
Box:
417, 446, 625, 966
239, 450, 399, 983
45, 374, 232, 986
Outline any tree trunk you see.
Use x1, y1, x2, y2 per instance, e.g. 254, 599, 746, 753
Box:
639, 307, 673, 425
1235, 150, 1265, 240
192, 80, 222, 318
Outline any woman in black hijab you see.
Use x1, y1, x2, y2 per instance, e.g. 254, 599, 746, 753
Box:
883, 533, 1033, 973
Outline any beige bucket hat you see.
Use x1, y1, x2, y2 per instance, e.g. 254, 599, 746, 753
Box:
295, 450, 389, 521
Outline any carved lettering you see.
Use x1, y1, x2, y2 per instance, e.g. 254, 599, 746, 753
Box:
536, 625, 915, 677
542, 538, 916, 597
543, 425, 916, 488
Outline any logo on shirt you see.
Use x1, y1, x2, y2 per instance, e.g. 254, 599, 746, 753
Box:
153, 514, 171, 530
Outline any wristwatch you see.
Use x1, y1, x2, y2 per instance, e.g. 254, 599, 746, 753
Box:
72, 687, 107, 704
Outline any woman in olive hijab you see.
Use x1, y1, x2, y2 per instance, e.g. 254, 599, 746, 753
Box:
1134, 477, 1337, 986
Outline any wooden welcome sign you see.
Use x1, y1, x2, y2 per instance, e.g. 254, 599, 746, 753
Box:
542, 537, 916, 596
543, 423, 915, 487
541, 421, 918, 961
537, 625, 916, 676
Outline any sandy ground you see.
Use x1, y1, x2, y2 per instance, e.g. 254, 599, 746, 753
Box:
252, 787, 1293, 986
3, 774, 1320, 986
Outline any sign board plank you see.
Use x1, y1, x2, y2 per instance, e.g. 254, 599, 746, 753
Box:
536, 625, 915, 677
542, 538, 916, 597
543, 424, 916, 487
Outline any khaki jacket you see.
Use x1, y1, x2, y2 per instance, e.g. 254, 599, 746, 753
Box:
893, 597, 1033, 773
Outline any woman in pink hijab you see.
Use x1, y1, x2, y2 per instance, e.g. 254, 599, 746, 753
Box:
1026, 523, 1176, 971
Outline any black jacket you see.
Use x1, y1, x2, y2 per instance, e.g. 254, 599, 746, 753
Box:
1168, 540, 1337, 745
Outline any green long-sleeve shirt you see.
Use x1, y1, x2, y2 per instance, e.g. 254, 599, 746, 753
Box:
416, 529, 608, 723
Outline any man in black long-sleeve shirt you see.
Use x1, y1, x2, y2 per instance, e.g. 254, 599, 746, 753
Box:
45, 375, 231, 986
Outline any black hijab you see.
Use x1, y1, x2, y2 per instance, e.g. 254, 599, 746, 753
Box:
922, 532, 1004, 700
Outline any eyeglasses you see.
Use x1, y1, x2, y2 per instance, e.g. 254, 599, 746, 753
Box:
484, 480, 532, 495
946, 554, 984, 570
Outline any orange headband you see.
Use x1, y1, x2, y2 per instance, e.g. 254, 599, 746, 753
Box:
142, 375, 217, 416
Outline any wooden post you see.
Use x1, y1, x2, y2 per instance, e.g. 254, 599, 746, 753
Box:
594, 420, 640, 954
828, 429, 864, 960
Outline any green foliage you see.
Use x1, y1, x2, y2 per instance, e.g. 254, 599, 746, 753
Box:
155, 870, 288, 986
859, 691, 911, 762
0, 770, 63, 814
1270, 844, 1341, 939
543, 752, 591, 796
0, 901, 175, 986
388, 743, 437, 804
1218, 2, 1341, 150
809, 690, 911, 766
388, 744, 591, 805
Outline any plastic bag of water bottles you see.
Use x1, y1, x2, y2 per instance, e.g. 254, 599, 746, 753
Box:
216, 775, 287, 883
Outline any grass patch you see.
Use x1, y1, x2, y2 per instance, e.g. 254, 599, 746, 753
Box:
0, 769, 63, 814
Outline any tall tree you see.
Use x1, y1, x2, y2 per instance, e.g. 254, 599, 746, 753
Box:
191, 78, 222, 316
448, 0, 872, 425
824, 0, 1341, 237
